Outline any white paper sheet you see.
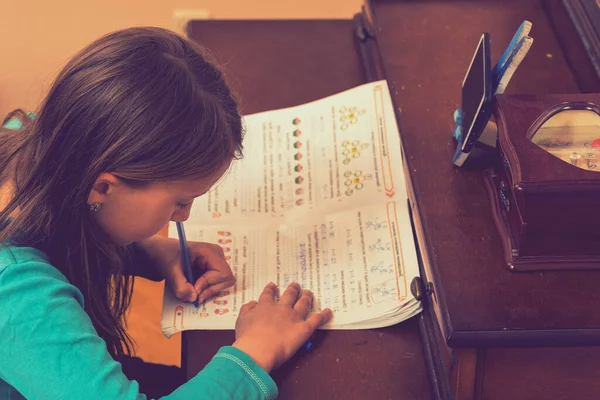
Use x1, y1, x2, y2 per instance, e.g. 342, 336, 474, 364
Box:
161, 80, 421, 337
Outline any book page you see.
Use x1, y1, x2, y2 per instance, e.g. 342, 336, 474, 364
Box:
161, 81, 421, 337
188, 81, 407, 224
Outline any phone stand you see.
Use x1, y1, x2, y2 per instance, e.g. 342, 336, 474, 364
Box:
452, 107, 496, 169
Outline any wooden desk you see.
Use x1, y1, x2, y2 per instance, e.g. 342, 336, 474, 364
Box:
181, 4, 600, 399
368, 0, 600, 348
183, 20, 432, 400
364, 0, 600, 398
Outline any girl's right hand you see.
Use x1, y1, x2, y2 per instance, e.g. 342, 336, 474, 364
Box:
232, 282, 333, 373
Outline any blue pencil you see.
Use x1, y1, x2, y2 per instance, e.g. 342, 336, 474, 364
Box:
176, 221, 199, 307
304, 339, 313, 352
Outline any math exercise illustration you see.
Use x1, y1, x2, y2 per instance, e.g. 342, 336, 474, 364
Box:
191, 309, 209, 318
370, 261, 395, 275
365, 217, 388, 231
344, 170, 373, 196
371, 279, 398, 304
369, 239, 391, 253
339, 106, 366, 130
341, 140, 369, 165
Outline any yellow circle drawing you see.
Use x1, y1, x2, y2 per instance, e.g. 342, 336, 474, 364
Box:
341, 139, 369, 164
344, 170, 373, 196
339, 106, 366, 130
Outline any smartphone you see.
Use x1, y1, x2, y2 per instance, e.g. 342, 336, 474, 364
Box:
453, 33, 492, 167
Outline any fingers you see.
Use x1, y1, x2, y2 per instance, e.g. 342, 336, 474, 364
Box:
176, 283, 199, 303
169, 265, 199, 302
293, 290, 313, 315
194, 269, 235, 293
239, 300, 258, 316
198, 242, 225, 257
213, 244, 225, 257
279, 283, 302, 306
190, 243, 234, 304
304, 309, 333, 332
258, 282, 278, 303
198, 243, 229, 269
192, 258, 208, 278
189, 243, 228, 273
199, 256, 234, 283
195, 274, 235, 303
197, 281, 234, 304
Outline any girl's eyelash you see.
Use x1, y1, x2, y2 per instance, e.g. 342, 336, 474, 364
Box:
176, 202, 191, 209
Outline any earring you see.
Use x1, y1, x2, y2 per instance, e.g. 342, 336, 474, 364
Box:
89, 202, 102, 212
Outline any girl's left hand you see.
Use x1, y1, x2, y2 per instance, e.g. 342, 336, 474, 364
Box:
137, 236, 235, 304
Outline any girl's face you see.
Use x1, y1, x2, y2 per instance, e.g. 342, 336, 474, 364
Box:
88, 160, 231, 245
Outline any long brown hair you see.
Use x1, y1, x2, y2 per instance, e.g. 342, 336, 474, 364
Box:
0, 27, 243, 356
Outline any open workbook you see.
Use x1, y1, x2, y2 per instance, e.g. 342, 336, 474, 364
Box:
161, 80, 422, 337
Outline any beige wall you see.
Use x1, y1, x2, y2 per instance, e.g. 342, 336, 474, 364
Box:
0, 0, 361, 117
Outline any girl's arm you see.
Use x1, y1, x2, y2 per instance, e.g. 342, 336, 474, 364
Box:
132, 235, 235, 304
124, 242, 166, 282
0, 248, 277, 400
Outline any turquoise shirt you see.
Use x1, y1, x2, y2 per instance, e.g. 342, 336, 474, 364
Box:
0, 245, 278, 399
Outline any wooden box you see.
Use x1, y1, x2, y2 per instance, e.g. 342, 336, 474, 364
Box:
484, 94, 600, 271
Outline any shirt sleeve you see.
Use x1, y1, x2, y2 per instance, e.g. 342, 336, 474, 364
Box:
0, 258, 278, 400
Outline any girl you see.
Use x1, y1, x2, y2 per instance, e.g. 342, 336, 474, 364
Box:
0, 27, 332, 399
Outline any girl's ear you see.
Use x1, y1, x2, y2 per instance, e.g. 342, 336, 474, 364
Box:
87, 173, 120, 205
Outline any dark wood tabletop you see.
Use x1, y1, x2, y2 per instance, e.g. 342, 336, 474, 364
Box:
480, 346, 600, 399
367, 0, 600, 347
184, 19, 432, 400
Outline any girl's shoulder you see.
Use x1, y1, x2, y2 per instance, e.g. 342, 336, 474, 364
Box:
0, 245, 84, 306
0, 245, 60, 284
0, 245, 50, 271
